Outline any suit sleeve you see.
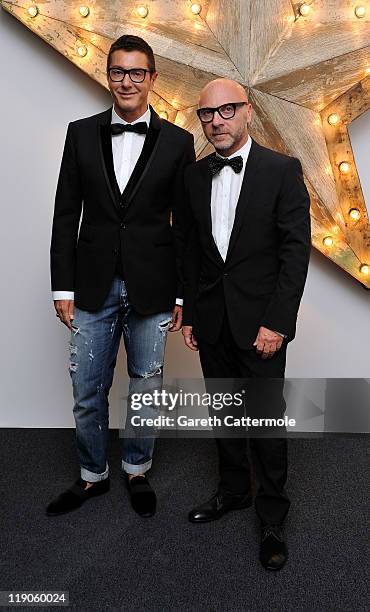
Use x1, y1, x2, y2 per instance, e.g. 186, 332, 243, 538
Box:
182, 168, 202, 326
50, 122, 83, 292
171, 133, 196, 300
259, 157, 311, 341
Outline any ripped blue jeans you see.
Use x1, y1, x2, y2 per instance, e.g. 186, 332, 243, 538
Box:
68, 276, 173, 481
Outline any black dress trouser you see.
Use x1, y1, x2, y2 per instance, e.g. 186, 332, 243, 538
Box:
197, 313, 291, 526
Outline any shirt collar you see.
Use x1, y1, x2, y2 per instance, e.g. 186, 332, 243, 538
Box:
216, 134, 252, 160
111, 104, 151, 127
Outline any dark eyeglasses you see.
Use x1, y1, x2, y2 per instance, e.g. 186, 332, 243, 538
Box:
196, 102, 247, 123
108, 67, 152, 83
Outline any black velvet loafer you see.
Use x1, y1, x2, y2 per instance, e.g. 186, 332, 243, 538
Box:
126, 474, 156, 518
259, 524, 288, 570
46, 477, 110, 516
188, 490, 252, 523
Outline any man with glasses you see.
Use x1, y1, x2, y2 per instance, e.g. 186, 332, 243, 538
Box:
48, 35, 195, 518
182, 78, 311, 569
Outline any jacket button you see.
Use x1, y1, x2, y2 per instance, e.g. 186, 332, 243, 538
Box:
120, 222, 126, 229
112, 248, 118, 255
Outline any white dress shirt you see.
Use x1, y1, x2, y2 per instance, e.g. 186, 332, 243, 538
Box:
111, 104, 150, 193
52, 105, 182, 306
210, 136, 286, 338
211, 136, 252, 261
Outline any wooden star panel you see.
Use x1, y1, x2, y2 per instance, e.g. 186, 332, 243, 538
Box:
2, 0, 370, 287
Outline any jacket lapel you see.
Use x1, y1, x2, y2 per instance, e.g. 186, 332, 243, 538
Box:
97, 104, 163, 212
124, 107, 162, 208
196, 155, 225, 267
225, 138, 262, 262
97, 107, 121, 210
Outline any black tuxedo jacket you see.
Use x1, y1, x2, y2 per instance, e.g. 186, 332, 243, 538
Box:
182, 138, 311, 349
50, 105, 195, 313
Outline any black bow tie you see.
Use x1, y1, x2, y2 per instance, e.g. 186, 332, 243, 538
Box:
111, 122, 148, 136
208, 155, 244, 176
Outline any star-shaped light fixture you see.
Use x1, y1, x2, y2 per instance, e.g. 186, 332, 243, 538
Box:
2, 0, 370, 288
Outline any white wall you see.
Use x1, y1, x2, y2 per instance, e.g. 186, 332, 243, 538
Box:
349, 111, 370, 215
0, 9, 369, 428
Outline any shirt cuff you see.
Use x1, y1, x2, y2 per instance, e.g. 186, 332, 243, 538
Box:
175, 298, 183, 306
52, 291, 74, 301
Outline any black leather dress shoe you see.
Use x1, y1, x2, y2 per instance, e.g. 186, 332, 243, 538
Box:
188, 491, 252, 523
259, 524, 288, 570
46, 477, 110, 516
126, 475, 156, 517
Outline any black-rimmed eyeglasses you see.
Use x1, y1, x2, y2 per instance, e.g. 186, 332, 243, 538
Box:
108, 67, 152, 83
196, 102, 247, 123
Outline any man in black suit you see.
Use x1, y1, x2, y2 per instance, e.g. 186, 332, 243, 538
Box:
47, 35, 195, 518
182, 78, 311, 569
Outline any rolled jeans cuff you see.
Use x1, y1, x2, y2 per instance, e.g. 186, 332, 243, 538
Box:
122, 459, 152, 475
81, 463, 109, 483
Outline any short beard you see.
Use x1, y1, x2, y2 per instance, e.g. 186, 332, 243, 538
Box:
212, 139, 231, 152
211, 122, 247, 153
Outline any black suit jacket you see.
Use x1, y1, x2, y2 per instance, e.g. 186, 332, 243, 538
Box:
50, 105, 195, 313
182, 138, 311, 349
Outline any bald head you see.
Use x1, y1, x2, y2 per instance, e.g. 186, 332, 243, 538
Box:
197, 78, 252, 157
199, 78, 248, 108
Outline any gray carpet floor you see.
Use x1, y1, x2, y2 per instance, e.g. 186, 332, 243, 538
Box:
0, 430, 368, 611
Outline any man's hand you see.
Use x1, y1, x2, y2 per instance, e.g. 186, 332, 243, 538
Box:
182, 325, 198, 351
253, 326, 283, 359
169, 304, 183, 332
54, 299, 74, 330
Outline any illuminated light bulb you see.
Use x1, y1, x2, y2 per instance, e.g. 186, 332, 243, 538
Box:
27, 5, 39, 17
191, 2, 202, 14
299, 3, 311, 16
327, 113, 339, 126
79, 6, 90, 17
137, 5, 149, 18
360, 263, 369, 275
77, 45, 88, 57
338, 161, 350, 174
159, 110, 168, 120
323, 236, 334, 247
354, 5, 366, 18
349, 208, 361, 221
